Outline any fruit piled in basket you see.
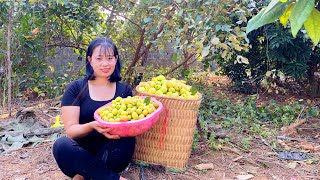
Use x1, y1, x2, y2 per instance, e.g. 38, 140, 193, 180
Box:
136, 75, 199, 99
97, 96, 159, 122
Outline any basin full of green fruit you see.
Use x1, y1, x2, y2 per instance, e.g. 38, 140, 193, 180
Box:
94, 96, 163, 137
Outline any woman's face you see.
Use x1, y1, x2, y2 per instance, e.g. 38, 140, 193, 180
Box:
88, 45, 117, 79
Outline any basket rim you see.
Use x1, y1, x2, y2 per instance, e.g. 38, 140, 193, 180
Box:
135, 86, 202, 102
94, 97, 164, 127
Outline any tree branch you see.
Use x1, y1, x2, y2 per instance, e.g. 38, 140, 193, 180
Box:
56, 15, 78, 42
187, 58, 198, 66
97, 1, 143, 30
164, 52, 196, 76
137, 22, 165, 60
135, 7, 176, 64
227, 1, 237, 12
45, 43, 86, 51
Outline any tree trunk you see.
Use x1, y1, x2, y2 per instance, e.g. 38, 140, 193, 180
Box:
0, 31, 5, 108
306, 47, 320, 97
124, 28, 145, 84
6, 3, 13, 117
132, 44, 150, 88
1, 78, 5, 109
124, 9, 175, 84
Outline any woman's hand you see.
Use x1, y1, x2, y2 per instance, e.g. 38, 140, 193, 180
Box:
91, 121, 120, 139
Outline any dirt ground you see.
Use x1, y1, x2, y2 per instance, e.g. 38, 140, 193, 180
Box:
0, 136, 319, 180
0, 75, 319, 180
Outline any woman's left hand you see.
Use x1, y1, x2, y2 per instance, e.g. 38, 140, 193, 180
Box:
91, 121, 120, 139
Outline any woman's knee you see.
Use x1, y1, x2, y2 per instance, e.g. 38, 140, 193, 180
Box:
106, 138, 136, 172
120, 137, 136, 150
53, 136, 76, 159
52, 136, 79, 177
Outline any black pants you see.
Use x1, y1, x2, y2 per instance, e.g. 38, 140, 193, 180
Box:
53, 136, 135, 180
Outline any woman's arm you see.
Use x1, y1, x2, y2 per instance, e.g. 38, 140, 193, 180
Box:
62, 106, 120, 139
62, 106, 94, 139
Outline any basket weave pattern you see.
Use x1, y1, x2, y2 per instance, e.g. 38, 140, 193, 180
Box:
133, 89, 202, 170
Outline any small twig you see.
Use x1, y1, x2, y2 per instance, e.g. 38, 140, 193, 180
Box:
227, 141, 250, 153
281, 118, 307, 136
42, 111, 55, 119
48, 107, 60, 111
296, 106, 305, 120
281, 106, 306, 136
221, 146, 242, 155
276, 139, 291, 150
276, 136, 320, 143
25, 95, 62, 108
260, 136, 278, 153
232, 155, 243, 162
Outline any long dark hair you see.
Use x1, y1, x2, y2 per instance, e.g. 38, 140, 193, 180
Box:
85, 37, 122, 82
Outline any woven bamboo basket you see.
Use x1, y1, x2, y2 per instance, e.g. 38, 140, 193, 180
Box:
133, 87, 202, 171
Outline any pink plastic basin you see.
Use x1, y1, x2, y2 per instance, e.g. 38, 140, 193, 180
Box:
94, 97, 163, 137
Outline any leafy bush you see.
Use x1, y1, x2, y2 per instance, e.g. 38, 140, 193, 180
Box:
196, 83, 320, 136
217, 22, 315, 94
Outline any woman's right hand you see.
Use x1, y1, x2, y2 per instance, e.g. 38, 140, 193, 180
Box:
90, 121, 120, 139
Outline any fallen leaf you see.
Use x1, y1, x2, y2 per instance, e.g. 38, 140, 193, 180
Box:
194, 163, 214, 170
305, 159, 320, 165
300, 142, 314, 151
277, 139, 291, 150
287, 162, 297, 169
31, 28, 40, 35
271, 175, 281, 180
236, 174, 254, 180
24, 36, 34, 39
246, 167, 259, 174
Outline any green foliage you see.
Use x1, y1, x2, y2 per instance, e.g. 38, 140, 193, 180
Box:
246, 0, 288, 33
0, 0, 100, 103
218, 21, 314, 94
304, 9, 320, 44
247, 0, 320, 45
240, 137, 252, 150
1, 0, 319, 105
289, 0, 314, 38
267, 24, 311, 78
1, 0, 260, 103
196, 84, 320, 137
